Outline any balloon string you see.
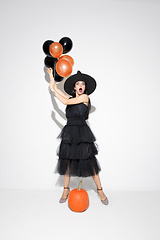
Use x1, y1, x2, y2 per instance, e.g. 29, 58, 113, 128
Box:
53, 61, 56, 79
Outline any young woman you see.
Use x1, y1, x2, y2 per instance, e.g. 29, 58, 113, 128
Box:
47, 68, 108, 205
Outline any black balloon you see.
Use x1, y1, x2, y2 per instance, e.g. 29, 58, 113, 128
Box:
59, 37, 73, 54
44, 56, 57, 68
44, 57, 63, 82
54, 70, 64, 82
43, 40, 54, 57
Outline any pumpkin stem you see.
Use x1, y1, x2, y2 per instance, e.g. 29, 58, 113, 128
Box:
77, 180, 82, 190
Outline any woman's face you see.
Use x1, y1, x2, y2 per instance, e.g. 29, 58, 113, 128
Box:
74, 81, 86, 95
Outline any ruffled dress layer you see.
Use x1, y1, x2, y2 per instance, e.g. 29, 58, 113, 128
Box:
55, 101, 101, 177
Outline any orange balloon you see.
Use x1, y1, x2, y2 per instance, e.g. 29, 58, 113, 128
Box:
56, 59, 72, 77
49, 42, 63, 58
59, 55, 74, 67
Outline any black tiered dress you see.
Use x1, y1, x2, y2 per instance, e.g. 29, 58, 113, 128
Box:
55, 100, 101, 177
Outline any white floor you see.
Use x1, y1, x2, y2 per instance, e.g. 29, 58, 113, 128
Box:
0, 189, 160, 240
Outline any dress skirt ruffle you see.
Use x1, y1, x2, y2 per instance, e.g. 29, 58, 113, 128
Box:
55, 118, 101, 177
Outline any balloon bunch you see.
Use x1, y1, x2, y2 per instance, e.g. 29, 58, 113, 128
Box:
43, 37, 74, 82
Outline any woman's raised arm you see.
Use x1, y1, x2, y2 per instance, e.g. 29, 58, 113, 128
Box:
47, 68, 89, 105
47, 68, 69, 99
53, 91, 89, 105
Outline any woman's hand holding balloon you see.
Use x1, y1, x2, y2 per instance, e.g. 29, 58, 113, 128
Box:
47, 68, 56, 92
47, 67, 53, 79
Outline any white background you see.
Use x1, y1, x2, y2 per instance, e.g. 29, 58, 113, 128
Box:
0, 0, 160, 191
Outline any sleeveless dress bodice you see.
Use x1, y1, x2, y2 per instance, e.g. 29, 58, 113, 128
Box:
66, 102, 88, 119
66, 103, 89, 126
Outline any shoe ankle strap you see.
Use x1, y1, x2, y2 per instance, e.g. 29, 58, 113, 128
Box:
97, 187, 103, 191
64, 187, 69, 189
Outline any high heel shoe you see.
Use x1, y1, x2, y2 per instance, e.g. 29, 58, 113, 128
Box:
97, 187, 109, 205
59, 187, 70, 203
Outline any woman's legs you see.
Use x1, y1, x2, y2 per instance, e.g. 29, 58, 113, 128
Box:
60, 172, 107, 199
61, 174, 70, 199
92, 174, 107, 201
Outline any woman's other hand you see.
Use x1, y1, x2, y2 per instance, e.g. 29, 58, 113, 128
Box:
47, 67, 53, 78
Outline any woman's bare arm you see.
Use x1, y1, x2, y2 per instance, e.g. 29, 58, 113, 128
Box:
53, 90, 89, 105
47, 68, 69, 99
48, 68, 89, 105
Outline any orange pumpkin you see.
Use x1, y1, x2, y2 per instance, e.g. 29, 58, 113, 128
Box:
68, 181, 89, 212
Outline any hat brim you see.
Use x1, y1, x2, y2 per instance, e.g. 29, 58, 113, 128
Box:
64, 71, 97, 95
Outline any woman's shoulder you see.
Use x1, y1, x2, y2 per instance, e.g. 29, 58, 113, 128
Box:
68, 94, 89, 105
80, 94, 89, 102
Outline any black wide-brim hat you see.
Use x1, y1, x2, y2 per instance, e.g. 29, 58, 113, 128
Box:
64, 70, 97, 95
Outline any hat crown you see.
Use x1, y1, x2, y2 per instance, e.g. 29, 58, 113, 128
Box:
76, 70, 86, 83
77, 70, 82, 79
